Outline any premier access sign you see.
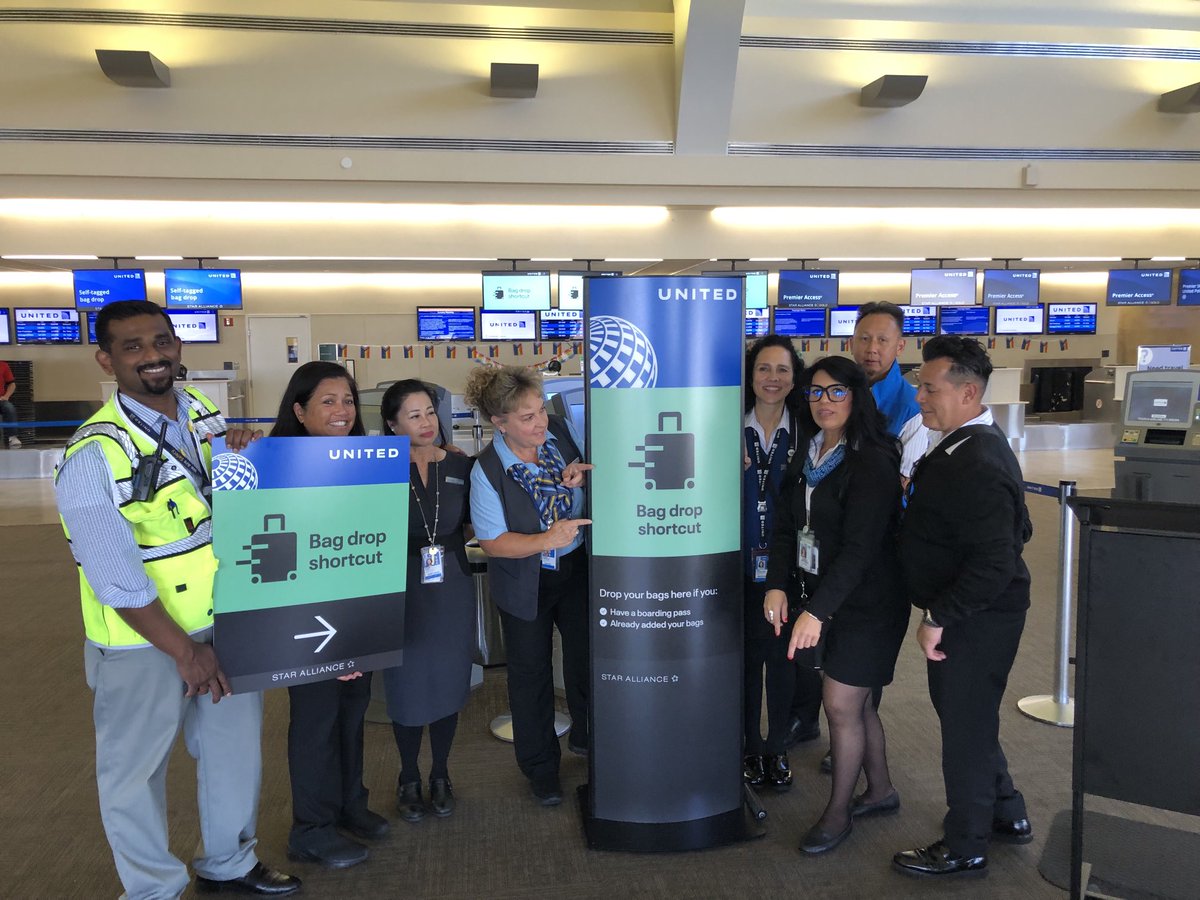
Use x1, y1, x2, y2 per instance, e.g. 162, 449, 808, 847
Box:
210, 436, 409, 692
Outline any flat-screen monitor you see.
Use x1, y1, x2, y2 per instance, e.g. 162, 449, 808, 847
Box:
910, 268, 977, 305
744, 307, 770, 338
556, 271, 620, 311
772, 307, 825, 338
1106, 268, 1172, 306
1178, 268, 1200, 307
1046, 302, 1098, 335
164, 268, 243, 309
704, 270, 768, 309
777, 269, 839, 307
829, 306, 860, 337
480, 309, 536, 341
993, 305, 1044, 335
539, 309, 583, 340
938, 305, 990, 335
899, 304, 937, 336
166, 309, 219, 343
86, 311, 99, 344
0, 309, 10, 345
417, 307, 476, 342
14, 307, 81, 344
73, 268, 147, 309
1136, 345, 1192, 371
1124, 376, 1197, 425
482, 271, 551, 311
982, 269, 1040, 306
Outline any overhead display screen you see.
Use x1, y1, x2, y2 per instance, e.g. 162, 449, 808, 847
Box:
483, 271, 551, 311
828, 306, 860, 337
0, 309, 10, 345
982, 269, 1040, 306
164, 268, 243, 309
938, 305, 990, 335
993, 305, 1045, 335
777, 270, 839, 308
556, 271, 620, 311
86, 311, 99, 344
744, 307, 770, 338
909, 268, 977, 305
417, 307, 476, 342
480, 309, 537, 341
1046, 303, 1098, 335
1125, 379, 1194, 425
73, 269, 147, 309
539, 309, 583, 340
1178, 269, 1200, 307
1106, 268, 1172, 306
166, 309, 220, 343
705, 271, 768, 309
772, 307, 825, 338
14, 307, 82, 344
899, 305, 937, 336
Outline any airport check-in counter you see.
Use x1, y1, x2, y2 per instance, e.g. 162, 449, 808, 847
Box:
1114, 369, 1200, 503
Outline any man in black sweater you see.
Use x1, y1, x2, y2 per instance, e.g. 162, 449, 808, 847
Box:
893, 336, 1033, 879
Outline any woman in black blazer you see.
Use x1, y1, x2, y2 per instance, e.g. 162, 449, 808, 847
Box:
763, 356, 909, 855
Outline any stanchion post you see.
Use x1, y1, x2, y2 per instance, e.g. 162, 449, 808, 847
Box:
1017, 479, 1076, 727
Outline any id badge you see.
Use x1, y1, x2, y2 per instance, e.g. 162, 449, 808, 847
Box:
796, 528, 820, 575
541, 547, 559, 571
421, 544, 445, 584
751, 549, 769, 583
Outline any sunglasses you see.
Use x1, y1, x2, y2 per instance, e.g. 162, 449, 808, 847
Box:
802, 384, 850, 402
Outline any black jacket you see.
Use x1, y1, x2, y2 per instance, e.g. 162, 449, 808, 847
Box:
898, 422, 1032, 624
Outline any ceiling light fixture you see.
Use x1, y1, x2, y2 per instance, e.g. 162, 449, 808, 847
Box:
95, 49, 171, 88
860, 74, 928, 108
1157, 81, 1200, 114
490, 63, 539, 99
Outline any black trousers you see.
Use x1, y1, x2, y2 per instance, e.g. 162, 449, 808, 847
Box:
743, 579, 797, 755
928, 608, 1028, 857
287, 672, 373, 840
498, 545, 589, 781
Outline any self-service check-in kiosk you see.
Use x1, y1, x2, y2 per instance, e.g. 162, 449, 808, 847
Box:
1114, 369, 1200, 502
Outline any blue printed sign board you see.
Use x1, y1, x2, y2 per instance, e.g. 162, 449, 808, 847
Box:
1106, 269, 1172, 306
585, 276, 748, 851
210, 436, 409, 692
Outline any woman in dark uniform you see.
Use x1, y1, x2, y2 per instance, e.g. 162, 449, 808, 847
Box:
379, 380, 475, 823
763, 356, 909, 855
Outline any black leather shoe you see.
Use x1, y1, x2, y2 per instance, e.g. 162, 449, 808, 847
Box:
429, 777, 456, 817
783, 715, 821, 748
742, 754, 766, 786
765, 754, 793, 791
850, 789, 900, 818
567, 727, 589, 756
819, 750, 832, 774
397, 780, 427, 823
992, 816, 1033, 844
286, 829, 368, 869
530, 773, 563, 806
800, 819, 852, 854
339, 806, 389, 841
196, 863, 301, 895
893, 841, 987, 877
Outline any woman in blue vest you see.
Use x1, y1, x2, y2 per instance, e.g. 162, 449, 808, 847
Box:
465, 365, 592, 807
271, 361, 389, 869
379, 380, 475, 823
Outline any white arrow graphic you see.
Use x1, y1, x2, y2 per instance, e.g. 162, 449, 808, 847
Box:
294, 615, 337, 653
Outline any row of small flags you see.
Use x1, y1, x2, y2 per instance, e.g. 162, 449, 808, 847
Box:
338, 342, 584, 360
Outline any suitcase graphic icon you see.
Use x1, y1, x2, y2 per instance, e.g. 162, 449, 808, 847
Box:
237, 514, 298, 584
629, 411, 696, 491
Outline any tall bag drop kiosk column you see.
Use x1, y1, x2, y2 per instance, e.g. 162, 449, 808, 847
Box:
582, 276, 757, 850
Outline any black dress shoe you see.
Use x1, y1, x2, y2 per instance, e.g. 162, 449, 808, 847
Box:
893, 841, 987, 877
992, 816, 1033, 844
286, 829, 369, 869
850, 789, 900, 818
742, 754, 766, 786
530, 773, 563, 806
567, 727, 589, 756
800, 818, 852, 854
819, 750, 832, 774
397, 780, 427, 823
765, 754, 793, 791
196, 862, 302, 895
339, 806, 390, 841
429, 777, 456, 817
783, 715, 821, 748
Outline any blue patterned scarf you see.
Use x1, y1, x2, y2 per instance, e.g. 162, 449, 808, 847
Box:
506, 439, 574, 526
803, 441, 846, 487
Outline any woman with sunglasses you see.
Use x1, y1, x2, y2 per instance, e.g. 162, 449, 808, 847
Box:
763, 356, 909, 855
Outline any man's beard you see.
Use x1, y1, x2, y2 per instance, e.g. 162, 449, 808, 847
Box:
137, 363, 175, 395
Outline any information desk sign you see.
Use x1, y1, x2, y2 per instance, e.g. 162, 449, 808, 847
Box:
210, 436, 409, 693
585, 276, 746, 851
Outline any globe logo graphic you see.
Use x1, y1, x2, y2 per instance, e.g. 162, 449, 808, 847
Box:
589, 316, 658, 388
212, 452, 259, 492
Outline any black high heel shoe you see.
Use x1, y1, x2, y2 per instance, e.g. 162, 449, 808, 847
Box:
742, 754, 767, 786
765, 754, 793, 791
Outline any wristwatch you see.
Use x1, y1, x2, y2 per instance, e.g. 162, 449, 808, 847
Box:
922, 608, 940, 628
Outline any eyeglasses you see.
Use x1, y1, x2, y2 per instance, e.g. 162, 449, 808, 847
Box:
802, 384, 850, 402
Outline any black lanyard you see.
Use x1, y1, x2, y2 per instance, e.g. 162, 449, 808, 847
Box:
120, 397, 211, 494
749, 427, 785, 546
